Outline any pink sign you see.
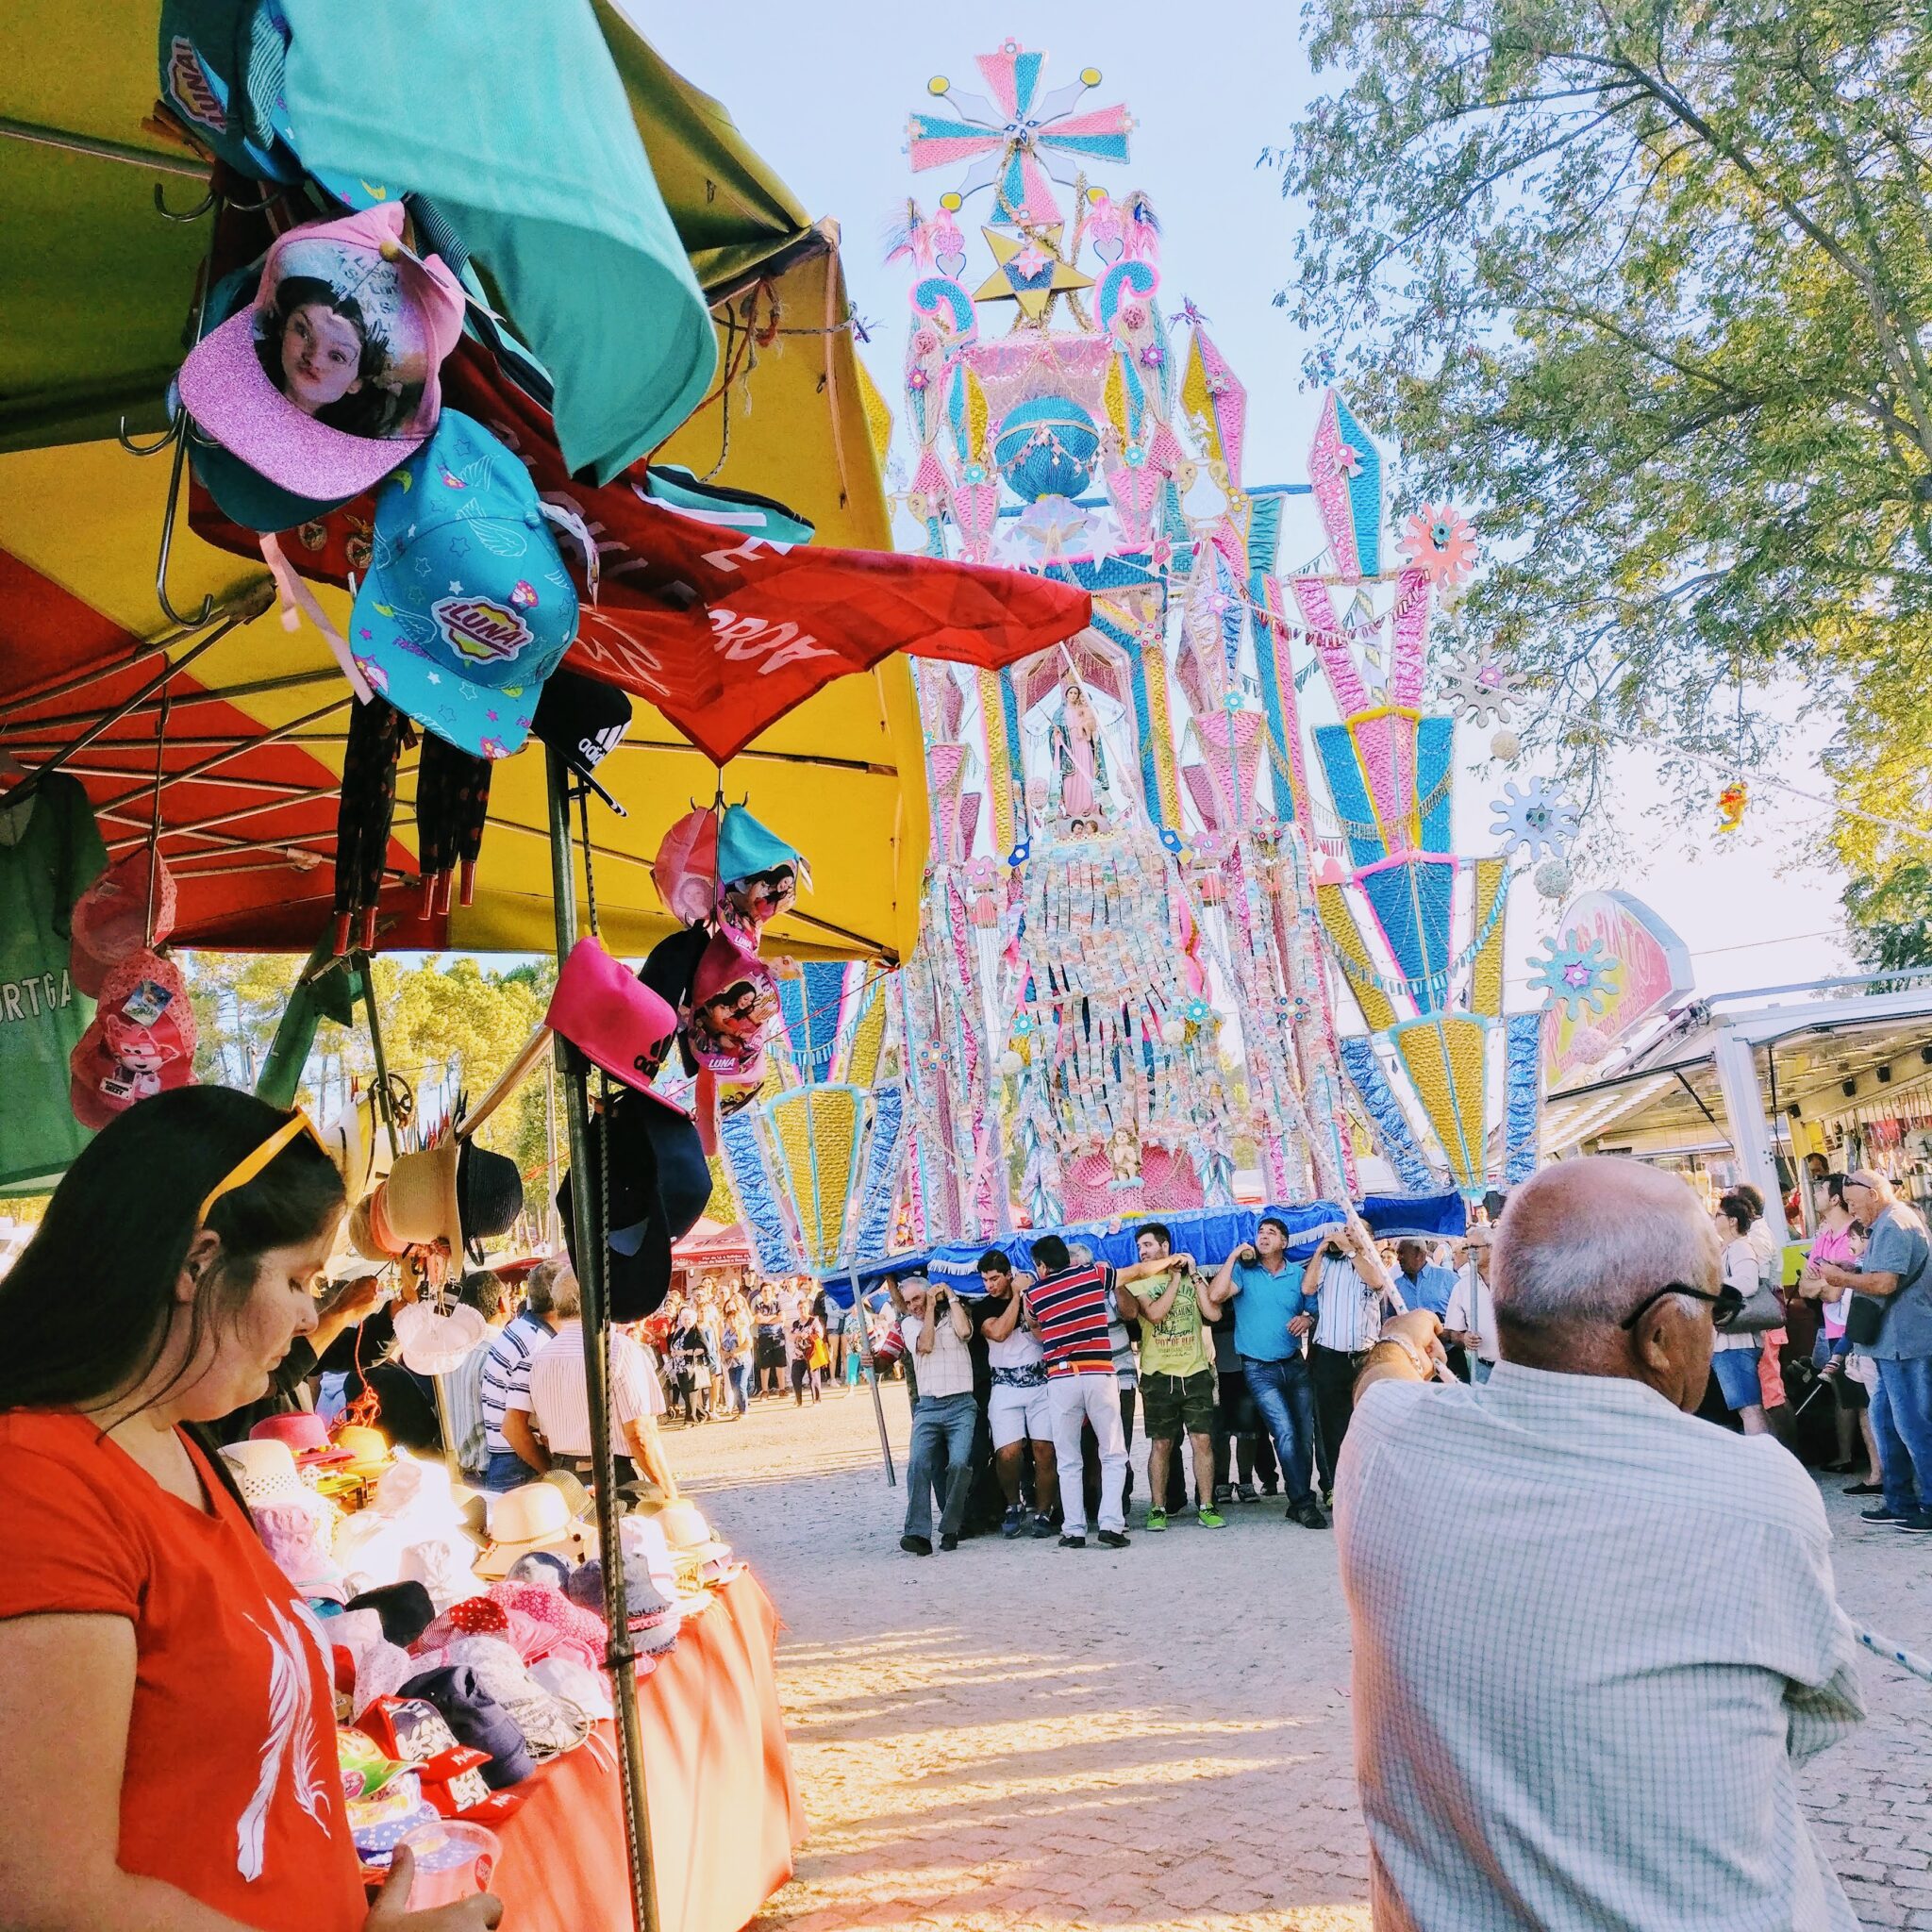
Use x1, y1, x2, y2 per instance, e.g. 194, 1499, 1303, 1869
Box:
1542, 891, 1693, 1084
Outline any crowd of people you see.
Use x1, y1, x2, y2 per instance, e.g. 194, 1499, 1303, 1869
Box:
874, 1159, 1932, 1555
878, 1216, 1488, 1555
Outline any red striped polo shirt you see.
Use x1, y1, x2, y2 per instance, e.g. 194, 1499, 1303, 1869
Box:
1024, 1262, 1119, 1379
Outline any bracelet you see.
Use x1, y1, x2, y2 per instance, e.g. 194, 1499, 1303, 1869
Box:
1378, 1334, 1436, 1381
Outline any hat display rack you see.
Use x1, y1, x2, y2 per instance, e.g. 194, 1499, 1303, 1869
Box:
541, 745, 659, 1930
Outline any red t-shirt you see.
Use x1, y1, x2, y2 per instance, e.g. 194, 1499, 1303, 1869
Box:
0, 1410, 365, 1931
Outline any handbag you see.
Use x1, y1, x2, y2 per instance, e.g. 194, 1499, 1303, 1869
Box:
1716, 1282, 1787, 1336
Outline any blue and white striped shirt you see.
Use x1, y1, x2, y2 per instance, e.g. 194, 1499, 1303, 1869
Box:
479, 1309, 551, 1453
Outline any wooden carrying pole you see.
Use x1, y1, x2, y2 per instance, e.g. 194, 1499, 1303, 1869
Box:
544, 748, 659, 1932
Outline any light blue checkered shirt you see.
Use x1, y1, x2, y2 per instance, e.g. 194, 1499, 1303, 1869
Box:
1336, 1364, 1864, 1929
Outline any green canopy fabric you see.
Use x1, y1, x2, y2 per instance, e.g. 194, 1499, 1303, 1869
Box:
276, 0, 717, 484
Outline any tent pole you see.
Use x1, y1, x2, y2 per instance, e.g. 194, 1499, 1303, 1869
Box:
845, 1263, 896, 1487
546, 747, 658, 1932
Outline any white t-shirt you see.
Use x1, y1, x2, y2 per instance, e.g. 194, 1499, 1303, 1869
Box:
983, 1294, 1045, 1374
1443, 1261, 1498, 1364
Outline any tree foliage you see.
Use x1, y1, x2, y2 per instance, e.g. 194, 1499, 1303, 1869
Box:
182, 952, 560, 1221
1272, 0, 1932, 924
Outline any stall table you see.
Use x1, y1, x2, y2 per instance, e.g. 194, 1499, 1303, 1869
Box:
491, 1572, 802, 1932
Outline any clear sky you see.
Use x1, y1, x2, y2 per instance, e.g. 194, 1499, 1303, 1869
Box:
638, 6, 1857, 1002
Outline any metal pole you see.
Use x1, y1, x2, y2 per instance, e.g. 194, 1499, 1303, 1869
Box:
845, 1263, 897, 1486
357, 956, 401, 1165
545, 747, 658, 1932
545, 1060, 562, 1251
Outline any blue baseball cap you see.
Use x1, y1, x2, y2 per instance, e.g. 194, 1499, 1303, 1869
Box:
350, 410, 579, 759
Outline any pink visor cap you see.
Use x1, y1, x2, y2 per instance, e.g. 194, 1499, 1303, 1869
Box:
178, 203, 465, 500
545, 938, 681, 1105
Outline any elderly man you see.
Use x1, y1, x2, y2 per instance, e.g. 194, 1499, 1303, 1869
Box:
1441, 1227, 1498, 1382
1807, 1168, 1932, 1532
1337, 1156, 1864, 1930
1392, 1238, 1457, 1319
510, 1267, 680, 1500
897, 1275, 977, 1556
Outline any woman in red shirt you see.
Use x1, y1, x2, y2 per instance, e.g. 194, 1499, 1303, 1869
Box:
0, 1087, 499, 1932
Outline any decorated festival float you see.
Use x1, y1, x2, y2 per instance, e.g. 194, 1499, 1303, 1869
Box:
0, 8, 1098, 1930
805, 37, 1579, 1281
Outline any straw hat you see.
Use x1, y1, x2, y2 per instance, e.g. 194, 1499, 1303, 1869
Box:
220, 1438, 310, 1508
336, 1424, 392, 1478
475, 1483, 591, 1580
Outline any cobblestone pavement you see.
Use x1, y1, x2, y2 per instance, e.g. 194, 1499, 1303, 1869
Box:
669, 1382, 1931, 1931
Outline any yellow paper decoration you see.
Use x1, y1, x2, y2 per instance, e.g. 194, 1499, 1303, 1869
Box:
963, 368, 990, 464
1468, 858, 1508, 1018
980, 667, 1014, 853
1102, 356, 1129, 445
1314, 883, 1398, 1033
1391, 1017, 1489, 1190
843, 983, 889, 1091
1180, 334, 1222, 471
852, 355, 894, 475
766, 1086, 864, 1271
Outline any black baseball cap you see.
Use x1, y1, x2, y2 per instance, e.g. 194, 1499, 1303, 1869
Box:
532, 670, 632, 816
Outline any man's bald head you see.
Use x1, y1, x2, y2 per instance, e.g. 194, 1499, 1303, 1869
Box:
1493, 1158, 1720, 1333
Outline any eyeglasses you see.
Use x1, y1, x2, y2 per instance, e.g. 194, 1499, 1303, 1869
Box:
197, 1112, 333, 1225
1619, 1282, 1745, 1332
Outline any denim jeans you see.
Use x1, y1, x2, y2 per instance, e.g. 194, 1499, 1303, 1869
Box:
1241, 1354, 1318, 1507
1872, 1353, 1932, 1517
905, 1392, 978, 1540
480, 1448, 539, 1492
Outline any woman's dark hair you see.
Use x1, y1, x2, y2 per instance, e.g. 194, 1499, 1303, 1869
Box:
1824, 1173, 1849, 1210
0, 1087, 345, 1413
1716, 1191, 1756, 1237
254, 274, 421, 437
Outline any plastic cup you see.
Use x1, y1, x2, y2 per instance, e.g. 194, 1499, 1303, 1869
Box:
399, 1821, 500, 1907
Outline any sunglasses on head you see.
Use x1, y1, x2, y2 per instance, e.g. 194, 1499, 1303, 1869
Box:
1619, 1281, 1745, 1332
198, 1112, 333, 1225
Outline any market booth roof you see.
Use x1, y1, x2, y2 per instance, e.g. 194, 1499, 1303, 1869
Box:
0, 3, 1049, 963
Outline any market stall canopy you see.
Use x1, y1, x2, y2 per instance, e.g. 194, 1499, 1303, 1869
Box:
1541, 974, 1932, 1159
0, 4, 1088, 962
673, 1219, 753, 1267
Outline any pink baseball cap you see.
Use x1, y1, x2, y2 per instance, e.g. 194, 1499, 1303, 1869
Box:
688, 931, 777, 1076
250, 1410, 353, 1467
178, 203, 465, 500
545, 938, 680, 1100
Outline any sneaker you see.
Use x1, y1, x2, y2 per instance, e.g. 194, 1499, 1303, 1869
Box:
1291, 1500, 1332, 1529
1058, 1533, 1087, 1550
1211, 1484, 1235, 1508
1001, 1504, 1027, 1540
1232, 1483, 1258, 1506
1031, 1513, 1058, 1539
1144, 1508, 1169, 1533
940, 1532, 959, 1552
1860, 1506, 1904, 1524
1897, 1510, 1932, 1534
1097, 1529, 1131, 1550
1845, 1481, 1884, 1496
900, 1534, 933, 1556
1260, 1484, 1280, 1499
1198, 1507, 1227, 1529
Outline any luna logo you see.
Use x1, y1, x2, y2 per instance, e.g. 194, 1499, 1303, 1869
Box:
432, 594, 531, 664
166, 39, 226, 132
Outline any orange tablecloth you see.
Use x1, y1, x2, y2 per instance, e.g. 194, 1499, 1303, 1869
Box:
491, 1573, 803, 1932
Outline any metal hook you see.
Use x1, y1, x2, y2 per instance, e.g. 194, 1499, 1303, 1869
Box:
153, 180, 218, 223
154, 425, 215, 630
117, 414, 180, 458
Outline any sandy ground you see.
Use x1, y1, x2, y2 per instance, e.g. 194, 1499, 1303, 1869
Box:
668, 1377, 1932, 1931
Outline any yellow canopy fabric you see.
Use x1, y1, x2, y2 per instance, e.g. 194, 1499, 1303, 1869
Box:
0, 6, 927, 963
